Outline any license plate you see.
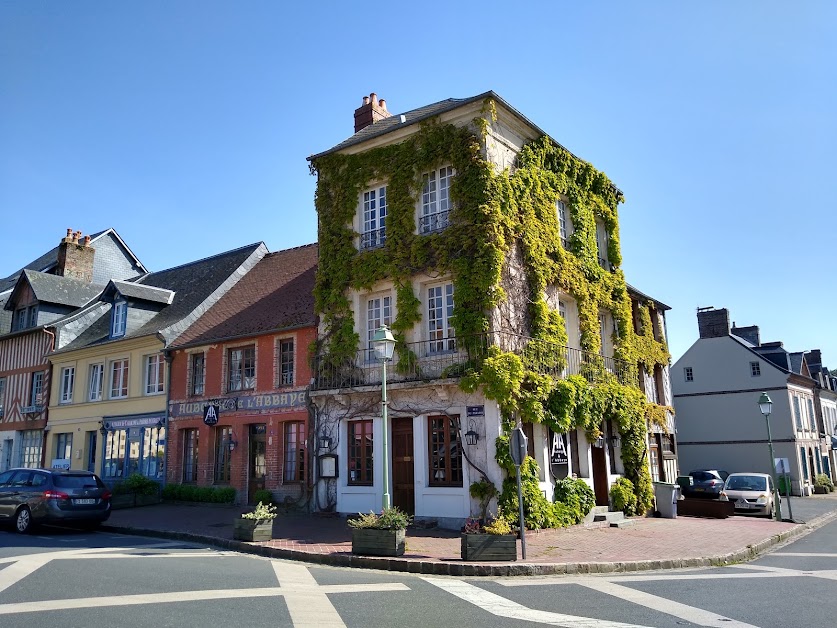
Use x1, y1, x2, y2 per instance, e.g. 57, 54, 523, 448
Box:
735, 499, 751, 508
73, 498, 96, 505
694, 487, 704, 491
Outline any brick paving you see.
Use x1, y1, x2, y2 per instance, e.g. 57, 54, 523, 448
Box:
105, 492, 837, 571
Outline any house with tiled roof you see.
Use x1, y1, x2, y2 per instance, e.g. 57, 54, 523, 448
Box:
165, 243, 318, 505
672, 307, 833, 495
44, 242, 266, 482
0, 228, 146, 472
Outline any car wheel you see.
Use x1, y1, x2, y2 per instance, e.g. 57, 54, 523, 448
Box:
764, 505, 773, 519
14, 506, 33, 534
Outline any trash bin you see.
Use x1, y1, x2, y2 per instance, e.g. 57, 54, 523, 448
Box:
653, 482, 680, 518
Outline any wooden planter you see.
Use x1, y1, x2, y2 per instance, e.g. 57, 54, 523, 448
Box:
351, 528, 406, 556
233, 518, 274, 542
461, 533, 517, 561
677, 498, 734, 519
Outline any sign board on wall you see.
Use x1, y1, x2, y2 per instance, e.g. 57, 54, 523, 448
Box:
170, 391, 307, 418
203, 405, 220, 426
548, 429, 570, 479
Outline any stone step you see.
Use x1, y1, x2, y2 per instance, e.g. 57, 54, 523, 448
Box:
593, 511, 625, 523
582, 505, 611, 524
609, 518, 636, 529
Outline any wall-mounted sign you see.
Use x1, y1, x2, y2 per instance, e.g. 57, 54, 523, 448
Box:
203, 405, 220, 426
104, 415, 164, 430
466, 405, 485, 417
548, 429, 569, 479
51, 458, 71, 470
171, 390, 307, 418
319, 453, 338, 479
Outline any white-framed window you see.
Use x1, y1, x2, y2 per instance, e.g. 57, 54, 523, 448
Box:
110, 358, 129, 399
190, 353, 205, 396
111, 300, 127, 338
684, 367, 693, 382
792, 395, 802, 431
278, 338, 295, 386
88, 363, 104, 401
807, 398, 816, 431
227, 346, 256, 392
360, 185, 387, 250
557, 200, 571, 249
427, 283, 455, 353
59, 367, 75, 404
750, 361, 761, 377
558, 300, 566, 320
420, 166, 453, 234
30, 371, 44, 406
145, 354, 165, 395
366, 294, 392, 360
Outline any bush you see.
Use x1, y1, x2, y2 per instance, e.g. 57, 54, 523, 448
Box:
347, 507, 412, 530
553, 477, 596, 523
241, 502, 278, 523
498, 458, 576, 529
252, 489, 275, 505
112, 473, 160, 496
610, 477, 639, 516
161, 483, 236, 504
814, 474, 834, 492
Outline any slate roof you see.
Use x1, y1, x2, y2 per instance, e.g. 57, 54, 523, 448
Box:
107, 280, 174, 305
6, 270, 104, 309
54, 243, 265, 353
172, 243, 318, 348
625, 283, 671, 311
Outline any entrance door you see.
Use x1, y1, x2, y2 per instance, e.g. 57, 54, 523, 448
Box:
86, 432, 97, 473
392, 418, 415, 514
248, 424, 266, 504
591, 443, 610, 507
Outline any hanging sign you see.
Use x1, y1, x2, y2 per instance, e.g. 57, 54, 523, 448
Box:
548, 429, 569, 479
203, 405, 220, 426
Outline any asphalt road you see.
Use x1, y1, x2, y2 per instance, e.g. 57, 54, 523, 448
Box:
1, 519, 835, 628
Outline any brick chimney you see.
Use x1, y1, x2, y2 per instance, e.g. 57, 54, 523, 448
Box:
57, 228, 95, 283
354, 92, 391, 133
697, 307, 730, 339
731, 323, 760, 346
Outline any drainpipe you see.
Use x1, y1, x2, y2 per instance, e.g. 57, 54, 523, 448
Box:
163, 348, 173, 488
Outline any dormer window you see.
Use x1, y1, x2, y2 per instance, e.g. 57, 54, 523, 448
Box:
12, 305, 38, 332
111, 300, 127, 338
420, 166, 453, 234
359, 185, 387, 250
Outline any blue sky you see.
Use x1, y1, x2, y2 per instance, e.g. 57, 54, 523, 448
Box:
1, 2, 835, 366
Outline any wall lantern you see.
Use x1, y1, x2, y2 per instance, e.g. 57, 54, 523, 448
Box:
99, 422, 108, 436
610, 434, 621, 448
464, 419, 479, 446
319, 436, 333, 450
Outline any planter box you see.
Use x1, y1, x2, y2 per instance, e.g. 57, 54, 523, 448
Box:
111, 493, 162, 510
813, 485, 828, 494
233, 518, 274, 542
677, 498, 734, 519
461, 533, 517, 561
351, 528, 406, 556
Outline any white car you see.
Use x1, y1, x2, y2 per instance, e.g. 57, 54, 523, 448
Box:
719, 472, 775, 518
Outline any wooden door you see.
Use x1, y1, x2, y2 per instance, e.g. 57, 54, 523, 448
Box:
248, 424, 266, 504
591, 443, 610, 507
392, 418, 415, 514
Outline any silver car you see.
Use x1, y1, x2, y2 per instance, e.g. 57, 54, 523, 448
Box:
0, 468, 112, 533
719, 472, 775, 518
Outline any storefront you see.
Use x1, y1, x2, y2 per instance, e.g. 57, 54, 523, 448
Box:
101, 413, 166, 482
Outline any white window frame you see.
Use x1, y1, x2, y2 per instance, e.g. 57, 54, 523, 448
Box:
59, 366, 75, 404
427, 282, 455, 354
30, 371, 44, 406
111, 300, 127, 338
110, 358, 129, 399
145, 354, 165, 395
277, 337, 295, 386
595, 220, 609, 268
359, 185, 387, 250
792, 395, 802, 431
365, 293, 393, 361
807, 398, 816, 431
599, 312, 608, 356
420, 166, 453, 234
557, 200, 572, 248
88, 363, 104, 401
750, 361, 761, 377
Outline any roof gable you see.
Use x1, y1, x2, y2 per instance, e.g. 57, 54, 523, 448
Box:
4, 270, 103, 311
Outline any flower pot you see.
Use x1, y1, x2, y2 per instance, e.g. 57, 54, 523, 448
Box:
460, 533, 517, 561
351, 528, 406, 556
233, 518, 274, 542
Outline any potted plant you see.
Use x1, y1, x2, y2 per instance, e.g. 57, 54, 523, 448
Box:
234, 501, 278, 542
348, 507, 412, 556
460, 510, 517, 561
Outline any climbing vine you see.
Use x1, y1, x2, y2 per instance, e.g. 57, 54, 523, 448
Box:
311, 98, 672, 523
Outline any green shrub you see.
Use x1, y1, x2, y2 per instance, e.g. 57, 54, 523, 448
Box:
241, 502, 278, 523
498, 457, 576, 529
814, 474, 834, 492
553, 477, 596, 523
610, 477, 638, 516
112, 473, 160, 496
252, 489, 275, 505
161, 483, 236, 504
347, 507, 412, 530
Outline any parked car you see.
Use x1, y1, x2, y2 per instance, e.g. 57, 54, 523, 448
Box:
0, 468, 112, 533
720, 472, 775, 518
684, 469, 729, 499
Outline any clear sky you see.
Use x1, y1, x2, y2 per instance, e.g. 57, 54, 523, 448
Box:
1, 2, 835, 366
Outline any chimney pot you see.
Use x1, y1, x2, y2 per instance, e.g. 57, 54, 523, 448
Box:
370, 92, 378, 106
379, 98, 386, 111
84, 235, 91, 247
362, 96, 370, 105
354, 91, 392, 133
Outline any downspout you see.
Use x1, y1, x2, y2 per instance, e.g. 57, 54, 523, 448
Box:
163, 347, 173, 488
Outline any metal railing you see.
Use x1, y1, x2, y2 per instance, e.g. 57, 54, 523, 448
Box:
359, 228, 386, 250
312, 331, 632, 391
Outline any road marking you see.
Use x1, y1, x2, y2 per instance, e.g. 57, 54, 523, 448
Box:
578, 578, 758, 628
500, 572, 792, 586
731, 564, 837, 581
422, 577, 649, 628
771, 552, 837, 557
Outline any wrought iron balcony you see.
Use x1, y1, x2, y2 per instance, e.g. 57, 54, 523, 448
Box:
311, 332, 633, 391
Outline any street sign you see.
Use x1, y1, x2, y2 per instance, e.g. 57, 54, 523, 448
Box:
510, 427, 528, 467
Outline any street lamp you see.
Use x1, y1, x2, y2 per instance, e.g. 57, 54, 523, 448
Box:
372, 325, 396, 510
758, 392, 782, 521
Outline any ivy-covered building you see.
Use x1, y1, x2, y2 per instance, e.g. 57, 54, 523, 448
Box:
307, 92, 676, 528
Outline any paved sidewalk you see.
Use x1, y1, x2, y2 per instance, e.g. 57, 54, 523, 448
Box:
103, 493, 837, 576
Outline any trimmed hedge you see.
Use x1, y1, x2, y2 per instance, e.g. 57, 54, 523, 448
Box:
162, 483, 236, 503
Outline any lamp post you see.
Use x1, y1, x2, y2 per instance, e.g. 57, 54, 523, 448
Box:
758, 392, 782, 521
372, 325, 396, 510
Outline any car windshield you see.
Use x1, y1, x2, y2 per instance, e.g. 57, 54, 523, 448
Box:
726, 475, 767, 491
53, 474, 103, 489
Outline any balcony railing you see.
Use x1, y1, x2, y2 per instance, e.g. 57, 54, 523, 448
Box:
359, 228, 386, 250
312, 332, 632, 391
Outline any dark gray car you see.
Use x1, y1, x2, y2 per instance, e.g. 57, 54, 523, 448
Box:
0, 468, 111, 533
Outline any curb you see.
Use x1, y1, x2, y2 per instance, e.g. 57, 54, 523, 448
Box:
101, 508, 837, 577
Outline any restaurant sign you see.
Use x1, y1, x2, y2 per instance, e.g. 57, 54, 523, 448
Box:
170, 391, 307, 418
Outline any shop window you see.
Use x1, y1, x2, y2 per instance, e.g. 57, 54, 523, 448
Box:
215, 427, 232, 484
182, 429, 199, 483
283, 422, 305, 483
428, 415, 462, 487
348, 420, 373, 485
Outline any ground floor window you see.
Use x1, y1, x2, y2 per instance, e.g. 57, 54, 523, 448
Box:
18, 430, 43, 468
55, 433, 73, 461
428, 415, 462, 487
283, 422, 305, 483
103, 425, 166, 480
215, 426, 232, 484
182, 428, 199, 483
348, 420, 373, 485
